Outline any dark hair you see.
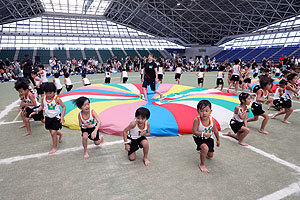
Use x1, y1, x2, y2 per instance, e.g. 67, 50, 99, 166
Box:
106, 67, 110, 72
282, 70, 289, 76
219, 66, 225, 71
234, 59, 240, 65
200, 68, 205, 72
148, 53, 154, 58
287, 73, 298, 81
264, 68, 270, 73
38, 64, 44, 69
279, 79, 287, 85
81, 73, 86, 78
122, 69, 126, 71
72, 96, 90, 109
197, 100, 211, 110
135, 107, 150, 119
54, 73, 60, 78
14, 78, 29, 91
31, 70, 37, 75
239, 92, 250, 104
259, 75, 273, 89
64, 73, 70, 78
43, 82, 56, 93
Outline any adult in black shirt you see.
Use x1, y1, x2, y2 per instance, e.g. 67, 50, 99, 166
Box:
142, 54, 163, 101
21, 54, 35, 86
5, 58, 10, 67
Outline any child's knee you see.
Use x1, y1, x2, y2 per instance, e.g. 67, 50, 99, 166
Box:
141, 140, 149, 148
94, 140, 101, 145
82, 133, 88, 140
200, 144, 209, 153
128, 154, 136, 161
207, 152, 214, 158
50, 130, 57, 136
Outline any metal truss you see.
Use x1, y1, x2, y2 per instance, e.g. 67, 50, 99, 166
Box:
0, 0, 44, 25
104, 0, 300, 46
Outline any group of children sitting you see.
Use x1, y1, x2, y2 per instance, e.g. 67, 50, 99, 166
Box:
13, 61, 300, 173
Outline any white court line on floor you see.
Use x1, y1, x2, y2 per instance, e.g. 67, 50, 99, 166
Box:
0, 99, 20, 121
0, 120, 24, 126
0, 139, 124, 165
258, 180, 300, 200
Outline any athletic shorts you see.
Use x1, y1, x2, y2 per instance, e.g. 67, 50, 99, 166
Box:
36, 87, 43, 95
244, 78, 251, 83
231, 75, 240, 82
229, 119, 244, 133
123, 77, 128, 83
105, 77, 111, 84
25, 106, 44, 121
251, 102, 265, 116
281, 98, 292, 108
142, 77, 156, 91
193, 136, 214, 152
216, 78, 223, 85
127, 136, 147, 156
66, 85, 73, 92
273, 99, 281, 107
56, 88, 62, 95
198, 78, 204, 84
81, 126, 100, 141
45, 116, 62, 130
175, 73, 181, 79
158, 74, 163, 80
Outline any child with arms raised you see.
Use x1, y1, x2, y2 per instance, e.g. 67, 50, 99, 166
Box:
192, 100, 220, 173
73, 97, 104, 158
123, 107, 151, 166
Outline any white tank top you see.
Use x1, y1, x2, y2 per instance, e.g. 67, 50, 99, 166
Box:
105, 72, 111, 78
275, 68, 280, 73
122, 71, 128, 78
284, 84, 295, 100
25, 92, 40, 109
198, 72, 204, 78
175, 67, 182, 74
128, 120, 148, 139
40, 70, 48, 83
65, 77, 72, 85
158, 67, 163, 74
232, 105, 246, 122
34, 78, 41, 88
54, 78, 62, 89
273, 87, 282, 100
193, 116, 214, 139
83, 78, 90, 85
79, 109, 97, 128
232, 65, 240, 76
254, 89, 268, 104
43, 95, 60, 118
217, 71, 223, 78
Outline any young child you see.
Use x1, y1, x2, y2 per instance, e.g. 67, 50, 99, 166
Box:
30, 82, 65, 154
196, 68, 205, 87
31, 71, 43, 100
226, 64, 233, 87
105, 68, 111, 84
272, 73, 300, 124
214, 66, 224, 91
81, 73, 91, 86
227, 59, 241, 93
192, 100, 220, 173
64, 73, 73, 92
37, 65, 48, 83
14, 78, 44, 136
123, 107, 151, 166
175, 65, 183, 85
120, 69, 128, 83
140, 67, 144, 83
253, 65, 259, 79
157, 64, 164, 84
53, 73, 63, 95
247, 75, 273, 134
242, 66, 252, 92
275, 66, 281, 77
223, 93, 251, 146
271, 79, 286, 111
73, 97, 104, 158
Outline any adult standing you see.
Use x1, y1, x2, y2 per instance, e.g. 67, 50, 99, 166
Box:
21, 54, 35, 86
142, 54, 163, 101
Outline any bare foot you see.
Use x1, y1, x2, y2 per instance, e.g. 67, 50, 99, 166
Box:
22, 132, 32, 136
58, 132, 63, 143
19, 124, 25, 129
143, 158, 150, 166
84, 152, 90, 159
238, 141, 248, 146
259, 129, 270, 135
100, 135, 104, 144
222, 131, 232, 136
271, 114, 277, 119
199, 164, 210, 173
49, 148, 57, 154
282, 120, 291, 124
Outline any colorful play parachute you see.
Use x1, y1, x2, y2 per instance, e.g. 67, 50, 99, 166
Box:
60, 84, 253, 137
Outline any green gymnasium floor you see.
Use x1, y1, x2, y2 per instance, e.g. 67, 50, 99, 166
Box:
0, 72, 299, 200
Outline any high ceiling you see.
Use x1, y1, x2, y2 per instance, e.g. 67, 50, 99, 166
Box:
105, 0, 300, 46
1, 0, 300, 46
